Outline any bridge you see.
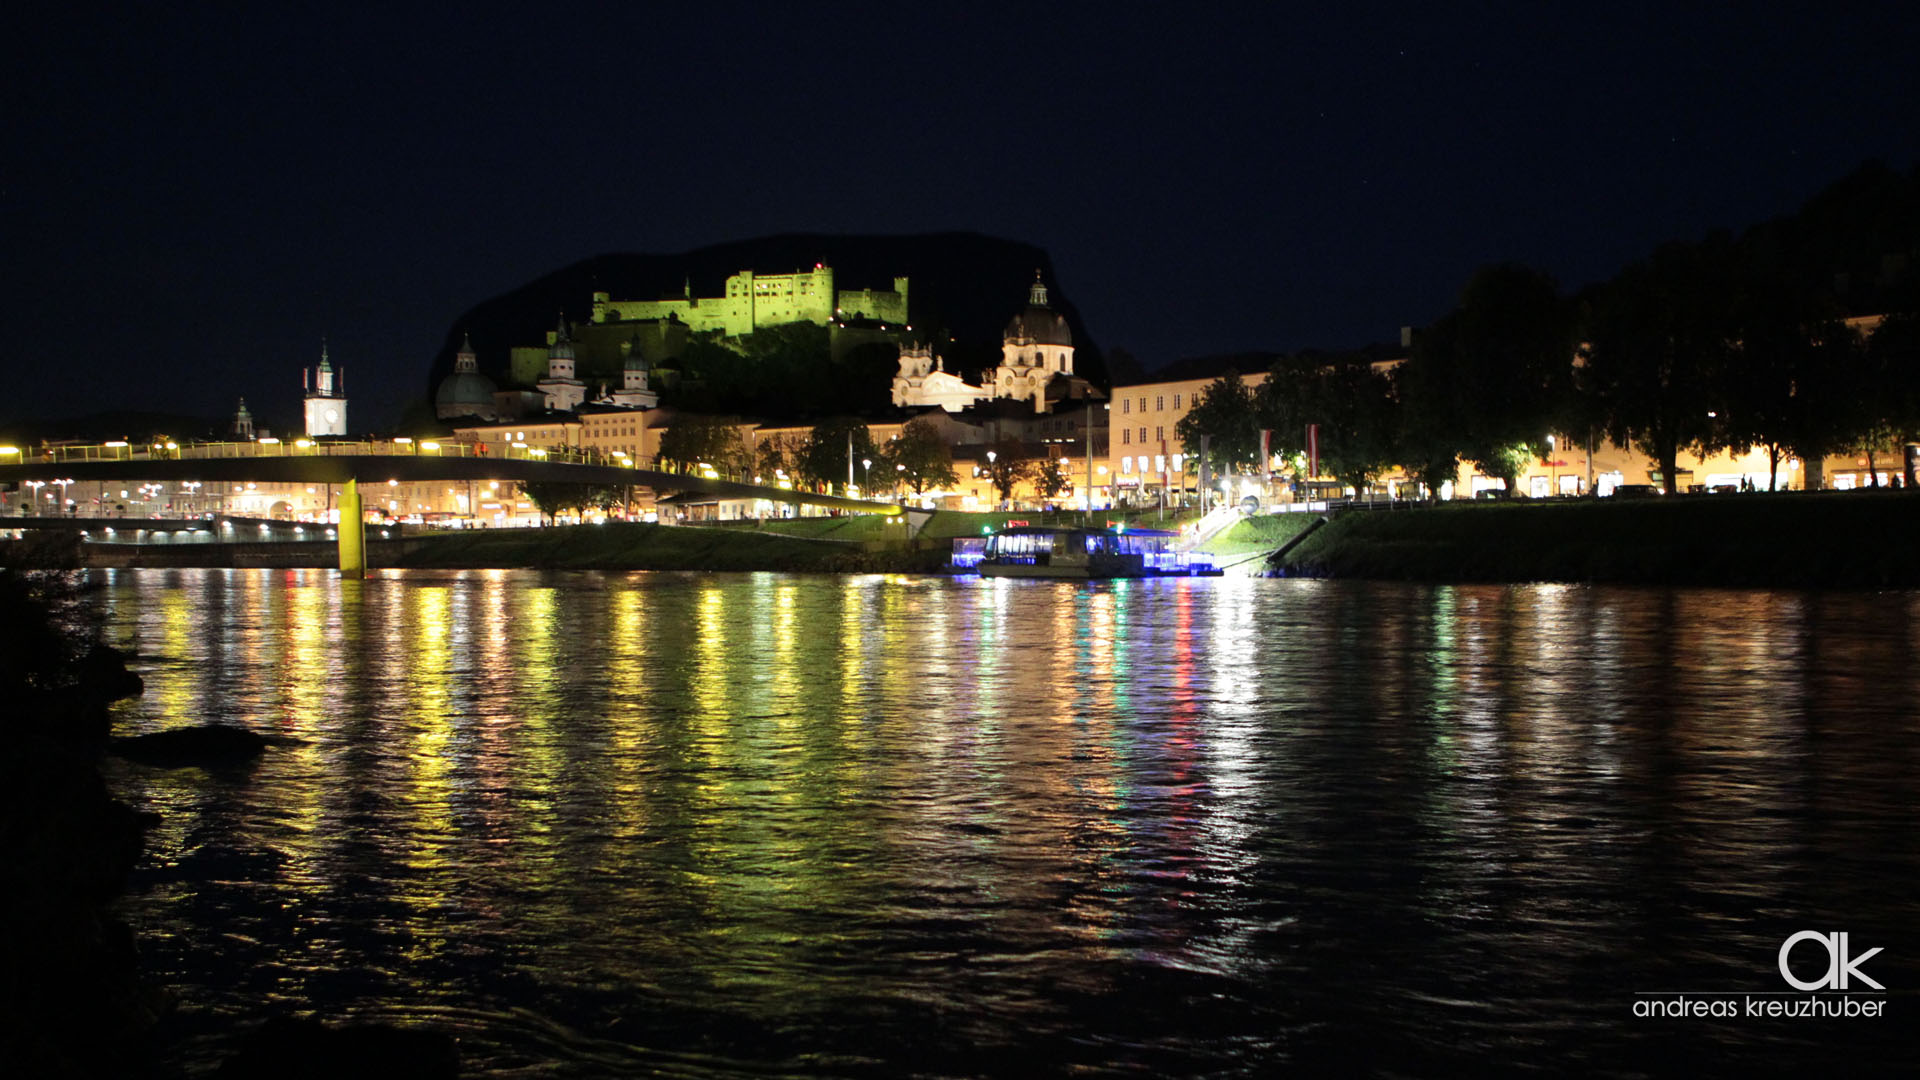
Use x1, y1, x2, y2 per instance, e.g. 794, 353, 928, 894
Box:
1, 438, 900, 575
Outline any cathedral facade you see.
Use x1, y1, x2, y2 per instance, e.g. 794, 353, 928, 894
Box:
892, 273, 1079, 414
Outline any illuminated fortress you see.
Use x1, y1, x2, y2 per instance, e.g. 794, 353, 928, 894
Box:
589, 265, 909, 335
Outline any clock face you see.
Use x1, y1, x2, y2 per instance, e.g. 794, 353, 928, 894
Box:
324, 408, 339, 425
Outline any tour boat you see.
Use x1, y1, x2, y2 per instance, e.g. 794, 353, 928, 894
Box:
953, 525, 1220, 578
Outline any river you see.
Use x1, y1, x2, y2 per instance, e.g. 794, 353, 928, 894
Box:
98, 569, 1920, 1077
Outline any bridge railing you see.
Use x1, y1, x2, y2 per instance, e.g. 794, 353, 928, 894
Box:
6, 438, 623, 467
1, 439, 842, 496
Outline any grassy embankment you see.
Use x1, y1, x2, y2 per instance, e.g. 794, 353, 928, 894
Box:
1276, 491, 1920, 588
399, 509, 1232, 572
398, 510, 1323, 574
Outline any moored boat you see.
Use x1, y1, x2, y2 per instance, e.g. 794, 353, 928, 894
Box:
954, 525, 1219, 578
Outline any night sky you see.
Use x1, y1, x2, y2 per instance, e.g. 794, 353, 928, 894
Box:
9, 5, 1917, 430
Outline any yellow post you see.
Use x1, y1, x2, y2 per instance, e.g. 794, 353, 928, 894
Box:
337, 479, 366, 579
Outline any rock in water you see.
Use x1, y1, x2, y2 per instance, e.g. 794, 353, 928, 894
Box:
81, 644, 145, 701
217, 1016, 459, 1079
110, 724, 268, 767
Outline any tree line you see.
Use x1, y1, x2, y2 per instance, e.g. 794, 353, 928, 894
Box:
1177, 162, 1920, 495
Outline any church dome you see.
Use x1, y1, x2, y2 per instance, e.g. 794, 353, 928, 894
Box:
435, 368, 498, 416
1003, 271, 1072, 346
1005, 306, 1073, 347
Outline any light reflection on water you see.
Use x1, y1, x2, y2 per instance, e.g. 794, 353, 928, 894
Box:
100, 569, 1920, 1077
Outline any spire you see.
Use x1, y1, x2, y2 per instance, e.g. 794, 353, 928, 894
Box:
555, 311, 571, 343
455, 331, 477, 373
318, 338, 332, 371
1029, 270, 1049, 307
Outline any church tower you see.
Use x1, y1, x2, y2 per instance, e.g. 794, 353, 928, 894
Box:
536, 313, 587, 412
992, 271, 1075, 412
303, 341, 348, 436
232, 397, 255, 441
608, 329, 658, 409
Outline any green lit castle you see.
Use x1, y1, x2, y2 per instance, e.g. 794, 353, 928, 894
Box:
588, 265, 908, 335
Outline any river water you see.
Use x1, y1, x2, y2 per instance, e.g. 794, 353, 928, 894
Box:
99, 569, 1920, 1077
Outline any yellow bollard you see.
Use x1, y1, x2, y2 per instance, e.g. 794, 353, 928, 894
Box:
337, 479, 366, 579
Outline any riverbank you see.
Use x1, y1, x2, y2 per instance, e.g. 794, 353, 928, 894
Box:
0, 562, 159, 1077
1274, 491, 1920, 588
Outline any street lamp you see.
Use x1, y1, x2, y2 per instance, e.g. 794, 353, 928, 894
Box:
862, 457, 871, 495
1546, 434, 1556, 497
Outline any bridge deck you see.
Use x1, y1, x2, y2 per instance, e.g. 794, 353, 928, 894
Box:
0, 440, 896, 514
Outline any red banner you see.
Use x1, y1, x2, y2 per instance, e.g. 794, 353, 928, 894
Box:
1306, 424, 1320, 480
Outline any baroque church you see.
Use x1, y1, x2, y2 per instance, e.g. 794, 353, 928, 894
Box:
892, 272, 1087, 414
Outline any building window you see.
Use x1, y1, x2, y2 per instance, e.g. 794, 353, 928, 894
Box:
1139, 397, 1147, 412
1139, 427, 1147, 444
1174, 394, 1182, 408
1122, 429, 1130, 445
1155, 396, 1164, 411
1122, 399, 1131, 414
1155, 426, 1164, 442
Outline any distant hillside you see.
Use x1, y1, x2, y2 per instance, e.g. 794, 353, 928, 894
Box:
426, 233, 1107, 417
0, 410, 234, 447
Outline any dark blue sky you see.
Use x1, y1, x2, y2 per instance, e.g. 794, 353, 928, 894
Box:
8, 4, 1917, 429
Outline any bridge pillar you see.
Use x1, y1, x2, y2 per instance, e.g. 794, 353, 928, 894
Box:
337, 479, 366, 579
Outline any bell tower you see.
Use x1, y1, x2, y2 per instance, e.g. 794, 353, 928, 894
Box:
303, 341, 348, 436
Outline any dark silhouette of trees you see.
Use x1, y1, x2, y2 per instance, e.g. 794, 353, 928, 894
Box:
799, 417, 876, 493
884, 417, 958, 495
1583, 240, 1736, 494
980, 438, 1033, 507
1431, 264, 1577, 491
1175, 371, 1263, 478
654, 414, 750, 476
1255, 355, 1400, 495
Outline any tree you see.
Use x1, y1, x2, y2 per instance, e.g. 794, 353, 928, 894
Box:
981, 438, 1034, 507
654, 414, 749, 476
1391, 337, 1465, 499
1314, 361, 1400, 494
1440, 264, 1578, 491
885, 417, 958, 495
1034, 456, 1071, 504
799, 417, 876, 493
1175, 371, 1262, 477
1255, 354, 1401, 495
754, 433, 800, 484
1584, 240, 1735, 494
518, 481, 620, 524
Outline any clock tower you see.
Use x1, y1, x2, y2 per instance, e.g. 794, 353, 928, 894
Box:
303, 341, 348, 436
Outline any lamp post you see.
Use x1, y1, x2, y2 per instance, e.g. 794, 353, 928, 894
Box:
862, 457, 871, 496
986, 450, 997, 511
1547, 434, 1556, 497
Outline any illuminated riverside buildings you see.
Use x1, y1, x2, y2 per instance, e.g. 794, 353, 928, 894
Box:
1106, 316, 1913, 506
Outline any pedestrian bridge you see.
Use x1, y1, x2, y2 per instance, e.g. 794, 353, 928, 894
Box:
0, 438, 895, 515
